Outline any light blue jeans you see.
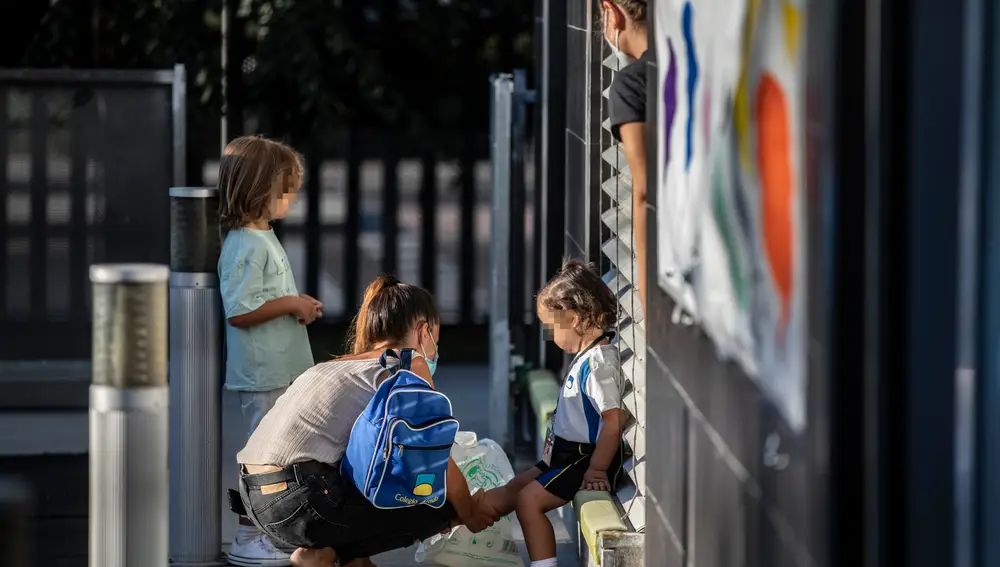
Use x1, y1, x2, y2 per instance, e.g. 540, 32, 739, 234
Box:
239, 387, 288, 440
235, 387, 289, 536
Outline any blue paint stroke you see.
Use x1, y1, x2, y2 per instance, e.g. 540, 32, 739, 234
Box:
663, 39, 677, 171
681, 2, 699, 172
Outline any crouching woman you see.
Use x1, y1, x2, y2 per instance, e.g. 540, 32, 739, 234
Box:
234, 276, 498, 567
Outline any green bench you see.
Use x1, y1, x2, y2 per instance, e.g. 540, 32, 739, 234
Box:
527, 369, 560, 457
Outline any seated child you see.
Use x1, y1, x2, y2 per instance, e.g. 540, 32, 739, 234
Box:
485, 259, 624, 567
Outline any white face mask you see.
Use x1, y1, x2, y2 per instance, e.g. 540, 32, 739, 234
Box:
604, 9, 636, 70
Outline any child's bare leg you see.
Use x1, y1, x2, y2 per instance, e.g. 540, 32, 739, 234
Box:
515, 481, 567, 561
484, 467, 543, 517
289, 547, 337, 567
508, 467, 543, 496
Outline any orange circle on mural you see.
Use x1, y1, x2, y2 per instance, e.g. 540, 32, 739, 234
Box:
755, 73, 794, 340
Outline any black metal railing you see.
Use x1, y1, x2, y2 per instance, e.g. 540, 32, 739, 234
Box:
0, 72, 495, 363
201, 127, 491, 328
0, 67, 185, 360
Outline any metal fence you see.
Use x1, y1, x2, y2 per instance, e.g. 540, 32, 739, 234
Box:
0, 67, 185, 360
0, 68, 498, 366
199, 135, 497, 327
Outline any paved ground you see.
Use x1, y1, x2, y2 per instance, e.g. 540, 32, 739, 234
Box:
219, 364, 579, 567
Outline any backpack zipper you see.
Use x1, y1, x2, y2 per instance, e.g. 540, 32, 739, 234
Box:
381, 416, 456, 459
393, 442, 453, 457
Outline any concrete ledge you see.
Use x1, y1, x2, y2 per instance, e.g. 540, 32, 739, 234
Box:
0, 361, 90, 410
574, 491, 628, 565
0, 413, 89, 456
579, 529, 644, 567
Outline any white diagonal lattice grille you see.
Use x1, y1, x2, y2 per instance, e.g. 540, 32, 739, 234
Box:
599, 51, 646, 533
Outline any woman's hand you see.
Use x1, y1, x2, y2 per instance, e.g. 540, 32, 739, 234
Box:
580, 467, 610, 492
458, 491, 499, 533
446, 458, 495, 532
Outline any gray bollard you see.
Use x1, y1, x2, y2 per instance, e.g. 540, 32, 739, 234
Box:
89, 263, 170, 567
0, 477, 33, 566
168, 187, 225, 566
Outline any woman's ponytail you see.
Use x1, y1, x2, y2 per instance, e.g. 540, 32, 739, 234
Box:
347, 274, 399, 354
344, 273, 439, 355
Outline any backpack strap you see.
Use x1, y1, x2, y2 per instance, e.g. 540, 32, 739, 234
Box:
379, 348, 414, 373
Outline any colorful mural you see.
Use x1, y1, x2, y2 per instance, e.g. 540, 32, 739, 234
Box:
655, 0, 807, 431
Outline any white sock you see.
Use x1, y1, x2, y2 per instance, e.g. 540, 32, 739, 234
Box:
531, 558, 558, 567
236, 523, 261, 543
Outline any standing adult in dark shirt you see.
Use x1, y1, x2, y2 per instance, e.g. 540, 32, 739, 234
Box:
603, 0, 650, 310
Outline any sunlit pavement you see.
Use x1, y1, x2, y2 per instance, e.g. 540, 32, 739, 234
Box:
220, 365, 579, 567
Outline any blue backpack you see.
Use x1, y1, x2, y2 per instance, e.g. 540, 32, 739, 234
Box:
341, 349, 459, 509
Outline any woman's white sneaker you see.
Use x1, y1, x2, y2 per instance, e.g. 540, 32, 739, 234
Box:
226, 534, 292, 567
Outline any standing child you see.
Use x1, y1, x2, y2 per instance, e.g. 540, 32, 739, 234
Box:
217, 136, 322, 567
516, 260, 624, 567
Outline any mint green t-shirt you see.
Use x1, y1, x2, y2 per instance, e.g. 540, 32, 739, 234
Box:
218, 228, 314, 392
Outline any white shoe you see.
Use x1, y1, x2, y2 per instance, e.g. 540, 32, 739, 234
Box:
227, 534, 292, 567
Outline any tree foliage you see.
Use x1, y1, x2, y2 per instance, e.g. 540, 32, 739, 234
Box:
23, 0, 534, 154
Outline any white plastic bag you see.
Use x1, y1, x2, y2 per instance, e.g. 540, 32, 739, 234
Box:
414, 432, 524, 567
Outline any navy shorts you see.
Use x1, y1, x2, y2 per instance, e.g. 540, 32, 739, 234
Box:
534, 437, 623, 501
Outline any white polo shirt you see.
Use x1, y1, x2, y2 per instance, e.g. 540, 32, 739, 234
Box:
552, 345, 621, 445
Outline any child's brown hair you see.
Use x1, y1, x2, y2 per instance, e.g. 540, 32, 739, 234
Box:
538, 259, 618, 331
217, 135, 304, 230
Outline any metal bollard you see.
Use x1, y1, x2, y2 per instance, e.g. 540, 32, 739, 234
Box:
0, 477, 33, 566
89, 263, 170, 567
168, 187, 224, 566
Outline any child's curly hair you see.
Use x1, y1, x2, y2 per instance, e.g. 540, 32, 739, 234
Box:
538, 259, 618, 332
217, 136, 303, 230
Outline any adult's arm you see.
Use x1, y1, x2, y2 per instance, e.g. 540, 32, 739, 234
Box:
619, 121, 648, 312
446, 458, 495, 532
